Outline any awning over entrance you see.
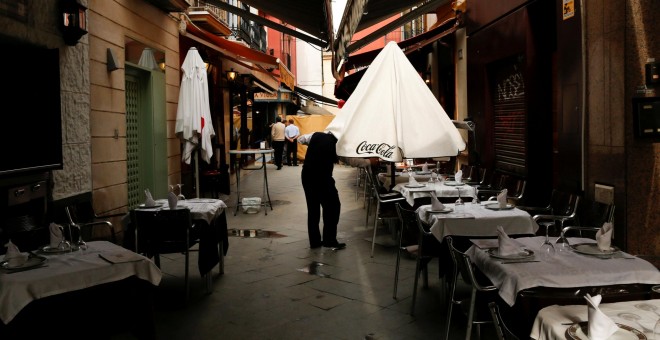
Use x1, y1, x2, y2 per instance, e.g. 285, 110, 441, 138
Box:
294, 86, 339, 106
343, 17, 458, 71
183, 20, 282, 92
206, 0, 333, 49
334, 17, 458, 100
333, 0, 452, 77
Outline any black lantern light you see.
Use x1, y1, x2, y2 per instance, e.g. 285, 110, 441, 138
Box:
60, 0, 88, 46
226, 68, 238, 82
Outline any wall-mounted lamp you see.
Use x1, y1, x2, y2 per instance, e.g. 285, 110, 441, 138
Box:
159, 61, 166, 71
226, 69, 238, 82
60, 0, 88, 46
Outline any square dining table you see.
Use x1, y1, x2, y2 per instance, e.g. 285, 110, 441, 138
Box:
129, 198, 228, 278
417, 202, 537, 242
529, 298, 660, 340
467, 236, 660, 338
0, 241, 161, 338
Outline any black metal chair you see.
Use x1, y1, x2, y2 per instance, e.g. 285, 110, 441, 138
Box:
488, 302, 520, 340
445, 236, 498, 340
132, 208, 199, 302
561, 199, 615, 239
364, 169, 405, 257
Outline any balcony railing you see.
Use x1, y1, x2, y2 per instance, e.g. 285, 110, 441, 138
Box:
191, 1, 267, 53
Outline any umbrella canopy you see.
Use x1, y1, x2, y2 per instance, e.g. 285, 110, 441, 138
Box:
175, 47, 215, 165
325, 41, 465, 162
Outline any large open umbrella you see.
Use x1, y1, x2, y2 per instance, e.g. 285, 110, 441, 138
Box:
326, 41, 465, 162
175, 47, 215, 197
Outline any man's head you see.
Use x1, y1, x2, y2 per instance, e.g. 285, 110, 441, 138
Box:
276, 116, 282, 123
288, 119, 294, 124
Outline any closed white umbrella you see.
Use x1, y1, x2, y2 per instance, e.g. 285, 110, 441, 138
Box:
326, 41, 465, 162
175, 47, 216, 197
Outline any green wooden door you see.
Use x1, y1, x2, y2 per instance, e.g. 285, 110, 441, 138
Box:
125, 64, 167, 207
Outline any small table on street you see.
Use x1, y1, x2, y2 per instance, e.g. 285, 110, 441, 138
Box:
229, 149, 274, 216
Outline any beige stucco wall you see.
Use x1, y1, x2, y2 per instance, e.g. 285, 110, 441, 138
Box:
87, 0, 181, 215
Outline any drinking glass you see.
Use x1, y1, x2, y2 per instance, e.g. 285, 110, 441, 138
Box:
539, 221, 556, 260
471, 185, 480, 205
555, 229, 571, 254
74, 224, 87, 251
57, 225, 71, 252
176, 184, 185, 200
454, 190, 464, 212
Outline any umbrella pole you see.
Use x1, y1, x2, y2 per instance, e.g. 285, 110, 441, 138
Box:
195, 149, 200, 198
390, 162, 396, 191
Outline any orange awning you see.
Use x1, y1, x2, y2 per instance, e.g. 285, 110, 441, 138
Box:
185, 21, 279, 69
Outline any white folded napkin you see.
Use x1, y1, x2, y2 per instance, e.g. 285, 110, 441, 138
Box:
497, 189, 508, 208
49, 222, 65, 248
144, 189, 156, 207
454, 170, 463, 183
496, 226, 526, 256
584, 294, 618, 340
596, 222, 613, 251
168, 191, 178, 210
408, 175, 420, 186
4, 240, 27, 267
422, 163, 429, 172
430, 193, 445, 211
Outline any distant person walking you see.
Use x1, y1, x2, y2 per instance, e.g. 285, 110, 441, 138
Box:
270, 116, 285, 170
284, 119, 300, 166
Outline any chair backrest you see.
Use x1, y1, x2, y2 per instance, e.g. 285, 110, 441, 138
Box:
575, 199, 614, 228
488, 302, 520, 340
446, 236, 497, 293
548, 190, 578, 216
149, 208, 196, 254
395, 203, 419, 247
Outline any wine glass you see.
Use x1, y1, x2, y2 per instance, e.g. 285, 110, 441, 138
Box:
539, 221, 556, 260
57, 225, 71, 252
74, 224, 87, 251
176, 184, 185, 200
555, 228, 571, 254
472, 185, 481, 205
454, 190, 464, 212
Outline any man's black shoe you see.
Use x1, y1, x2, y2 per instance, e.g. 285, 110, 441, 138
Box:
322, 242, 346, 250
277, 166, 282, 170
310, 243, 322, 249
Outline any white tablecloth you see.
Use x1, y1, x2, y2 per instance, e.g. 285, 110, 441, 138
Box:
0, 241, 161, 324
418, 203, 537, 242
147, 198, 226, 224
467, 236, 660, 306
530, 299, 660, 340
393, 181, 477, 205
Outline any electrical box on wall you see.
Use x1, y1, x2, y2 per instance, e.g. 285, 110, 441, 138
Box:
632, 97, 660, 138
646, 58, 659, 85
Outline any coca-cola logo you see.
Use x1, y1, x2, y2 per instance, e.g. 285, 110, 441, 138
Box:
356, 141, 396, 158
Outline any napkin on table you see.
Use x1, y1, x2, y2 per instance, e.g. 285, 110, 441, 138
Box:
421, 163, 429, 172
168, 191, 179, 210
49, 222, 64, 248
454, 170, 463, 183
496, 226, 526, 256
4, 240, 27, 267
584, 294, 618, 340
497, 189, 508, 208
144, 189, 156, 207
430, 193, 445, 211
596, 222, 613, 251
408, 175, 420, 186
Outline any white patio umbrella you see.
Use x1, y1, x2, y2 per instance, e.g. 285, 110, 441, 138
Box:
326, 41, 465, 162
175, 47, 216, 197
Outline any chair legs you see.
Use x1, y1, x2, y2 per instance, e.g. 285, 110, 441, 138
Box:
370, 203, 381, 257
